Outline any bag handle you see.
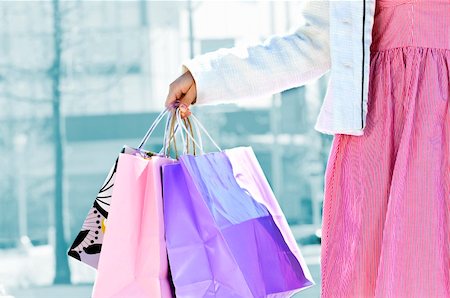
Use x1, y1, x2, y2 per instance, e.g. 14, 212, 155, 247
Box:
136, 103, 194, 156
159, 110, 178, 155
137, 106, 170, 150
164, 110, 197, 158
177, 114, 197, 156
174, 108, 222, 154
136, 104, 219, 157
190, 112, 221, 152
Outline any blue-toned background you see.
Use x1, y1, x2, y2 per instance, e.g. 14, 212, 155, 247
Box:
0, 1, 331, 297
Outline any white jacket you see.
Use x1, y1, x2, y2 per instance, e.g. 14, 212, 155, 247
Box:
180, 0, 376, 136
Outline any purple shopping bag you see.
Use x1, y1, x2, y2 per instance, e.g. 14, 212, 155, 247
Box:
162, 149, 315, 297
224, 146, 315, 289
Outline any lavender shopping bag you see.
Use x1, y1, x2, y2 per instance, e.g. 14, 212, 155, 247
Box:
91, 152, 176, 298
224, 145, 315, 291
162, 110, 315, 297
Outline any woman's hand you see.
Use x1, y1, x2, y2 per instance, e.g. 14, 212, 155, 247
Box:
165, 70, 197, 119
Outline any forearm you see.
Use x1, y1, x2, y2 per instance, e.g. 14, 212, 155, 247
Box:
181, 1, 331, 105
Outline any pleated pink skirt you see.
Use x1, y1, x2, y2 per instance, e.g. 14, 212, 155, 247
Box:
320, 1, 450, 297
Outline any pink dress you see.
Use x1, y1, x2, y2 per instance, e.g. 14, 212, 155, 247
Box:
320, 1, 450, 297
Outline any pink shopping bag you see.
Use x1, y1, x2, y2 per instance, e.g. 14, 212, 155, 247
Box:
68, 146, 135, 268
92, 152, 176, 298
68, 108, 172, 269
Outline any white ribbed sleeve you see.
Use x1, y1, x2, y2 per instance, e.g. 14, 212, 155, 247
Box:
180, 1, 331, 106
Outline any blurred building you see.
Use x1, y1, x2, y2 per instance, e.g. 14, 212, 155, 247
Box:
0, 1, 331, 249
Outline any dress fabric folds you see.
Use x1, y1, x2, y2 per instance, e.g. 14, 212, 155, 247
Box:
320, 1, 450, 297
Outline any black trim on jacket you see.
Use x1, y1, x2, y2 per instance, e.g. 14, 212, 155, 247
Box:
361, 0, 366, 129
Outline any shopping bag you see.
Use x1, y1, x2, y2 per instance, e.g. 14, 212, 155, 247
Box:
67, 146, 134, 268
91, 152, 176, 298
92, 107, 197, 297
224, 145, 315, 294
162, 109, 315, 297
68, 107, 173, 268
